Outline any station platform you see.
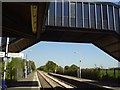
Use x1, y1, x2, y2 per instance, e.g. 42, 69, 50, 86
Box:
7, 71, 41, 90
50, 73, 120, 90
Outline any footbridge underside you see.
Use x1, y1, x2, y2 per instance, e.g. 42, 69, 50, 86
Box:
41, 26, 120, 61
1, 2, 120, 62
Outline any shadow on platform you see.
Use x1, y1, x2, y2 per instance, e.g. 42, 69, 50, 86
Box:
7, 80, 38, 87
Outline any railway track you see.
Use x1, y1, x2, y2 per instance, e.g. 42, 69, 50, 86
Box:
37, 71, 114, 90
37, 70, 74, 90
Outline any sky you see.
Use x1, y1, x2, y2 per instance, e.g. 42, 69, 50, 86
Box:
22, 41, 119, 69
97, 0, 119, 2
22, 0, 120, 69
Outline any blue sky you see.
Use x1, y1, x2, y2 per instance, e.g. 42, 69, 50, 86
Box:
96, 0, 119, 2
22, 0, 120, 69
22, 41, 119, 69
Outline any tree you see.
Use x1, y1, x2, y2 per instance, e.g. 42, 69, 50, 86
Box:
69, 64, 78, 77
10, 58, 24, 80
38, 65, 48, 72
70, 64, 78, 70
29, 60, 36, 71
63, 64, 78, 76
46, 61, 57, 72
38, 61, 57, 73
56, 66, 63, 74
64, 66, 69, 70
64, 66, 70, 75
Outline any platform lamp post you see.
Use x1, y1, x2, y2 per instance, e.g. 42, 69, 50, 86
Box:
28, 50, 31, 74
79, 60, 81, 78
24, 50, 31, 75
24, 54, 27, 78
74, 52, 82, 78
2, 37, 9, 90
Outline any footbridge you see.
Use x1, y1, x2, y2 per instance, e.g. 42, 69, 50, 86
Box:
1, 1, 120, 61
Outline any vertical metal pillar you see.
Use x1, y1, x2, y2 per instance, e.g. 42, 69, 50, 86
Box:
88, 2, 91, 28
107, 5, 110, 30
69, 0, 71, 27
55, 0, 57, 26
24, 54, 27, 78
82, 2, 84, 28
118, 8, 120, 33
76, 2, 78, 27
62, 0, 64, 26
113, 6, 116, 31
48, 9, 50, 25
95, 3, 97, 29
79, 60, 81, 78
2, 37, 9, 90
101, 4, 104, 29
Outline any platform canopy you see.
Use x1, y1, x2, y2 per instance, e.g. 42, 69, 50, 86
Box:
2, 2, 49, 52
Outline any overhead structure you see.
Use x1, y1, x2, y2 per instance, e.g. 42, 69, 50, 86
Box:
43, 1, 120, 61
2, 1, 120, 62
2, 2, 49, 52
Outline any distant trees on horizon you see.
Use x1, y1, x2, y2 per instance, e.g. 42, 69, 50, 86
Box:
37, 60, 120, 83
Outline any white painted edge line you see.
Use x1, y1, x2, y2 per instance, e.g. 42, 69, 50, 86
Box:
36, 72, 41, 88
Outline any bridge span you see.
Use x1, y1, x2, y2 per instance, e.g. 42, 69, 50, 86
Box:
1, 1, 120, 61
